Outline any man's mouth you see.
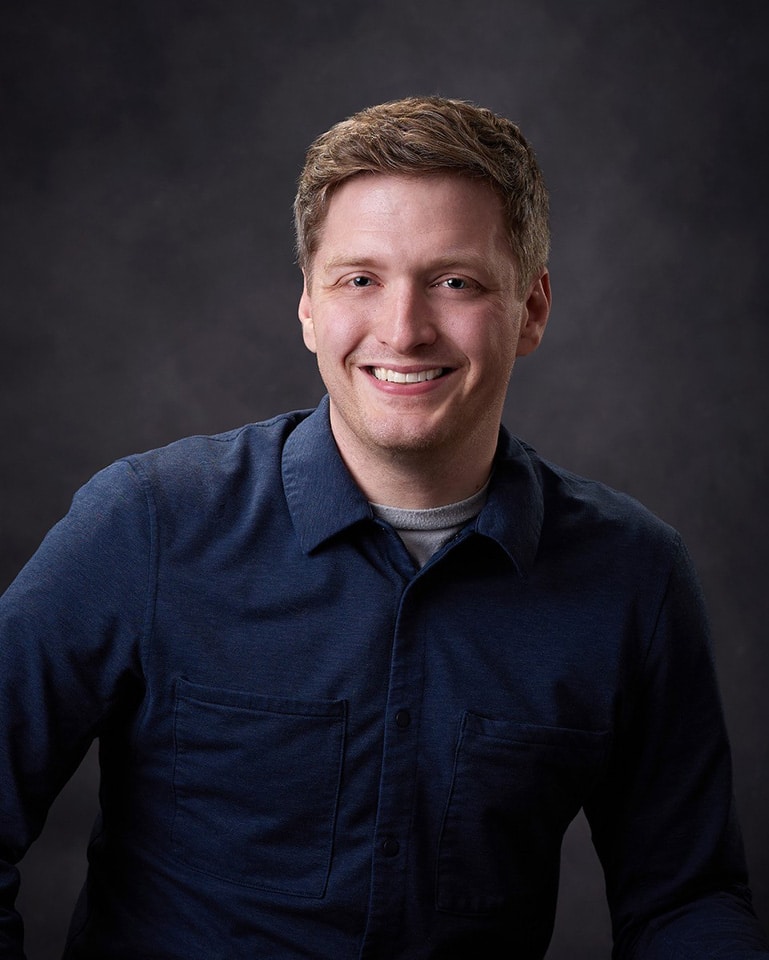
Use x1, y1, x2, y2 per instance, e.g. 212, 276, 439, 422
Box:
370, 367, 445, 384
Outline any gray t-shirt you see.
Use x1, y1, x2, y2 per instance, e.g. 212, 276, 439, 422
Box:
370, 484, 489, 567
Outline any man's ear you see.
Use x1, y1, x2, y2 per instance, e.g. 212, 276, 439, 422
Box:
515, 270, 551, 358
298, 273, 316, 354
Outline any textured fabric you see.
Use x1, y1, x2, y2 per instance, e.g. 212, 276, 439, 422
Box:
1, 396, 767, 959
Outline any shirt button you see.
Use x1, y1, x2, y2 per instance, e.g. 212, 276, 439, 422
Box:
395, 709, 411, 729
381, 837, 400, 857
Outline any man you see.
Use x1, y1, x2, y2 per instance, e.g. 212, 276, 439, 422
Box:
1, 97, 767, 958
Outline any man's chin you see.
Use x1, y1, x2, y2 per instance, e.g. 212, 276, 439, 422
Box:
329, 402, 461, 462
364, 424, 452, 458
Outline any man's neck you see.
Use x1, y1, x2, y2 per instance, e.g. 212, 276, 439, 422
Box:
332, 435, 495, 510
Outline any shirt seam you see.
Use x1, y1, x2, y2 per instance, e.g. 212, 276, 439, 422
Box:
118, 457, 160, 743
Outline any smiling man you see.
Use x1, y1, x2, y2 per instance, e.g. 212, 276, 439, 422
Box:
298, 172, 549, 508
1, 97, 768, 959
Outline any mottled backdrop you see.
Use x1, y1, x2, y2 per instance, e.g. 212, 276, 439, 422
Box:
1, 1, 768, 957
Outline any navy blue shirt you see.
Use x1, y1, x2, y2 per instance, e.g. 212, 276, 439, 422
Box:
1, 397, 767, 958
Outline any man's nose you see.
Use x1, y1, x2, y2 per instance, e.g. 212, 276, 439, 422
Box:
377, 285, 438, 354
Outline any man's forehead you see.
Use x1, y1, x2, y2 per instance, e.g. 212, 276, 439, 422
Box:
300, 172, 519, 289
324, 169, 502, 208
316, 173, 507, 246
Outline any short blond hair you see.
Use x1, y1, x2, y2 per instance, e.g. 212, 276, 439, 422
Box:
294, 96, 550, 293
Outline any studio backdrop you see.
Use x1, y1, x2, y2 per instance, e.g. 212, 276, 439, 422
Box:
1, 2, 768, 958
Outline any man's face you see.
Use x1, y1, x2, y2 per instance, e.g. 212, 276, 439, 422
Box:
299, 173, 549, 473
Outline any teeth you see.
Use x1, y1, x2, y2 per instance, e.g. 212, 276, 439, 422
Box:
371, 367, 444, 383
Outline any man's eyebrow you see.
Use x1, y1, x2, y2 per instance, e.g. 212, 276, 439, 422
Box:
320, 253, 495, 273
425, 254, 493, 273
320, 255, 382, 273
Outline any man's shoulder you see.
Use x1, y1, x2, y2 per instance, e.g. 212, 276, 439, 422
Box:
74, 408, 319, 523
513, 438, 679, 553
122, 408, 314, 483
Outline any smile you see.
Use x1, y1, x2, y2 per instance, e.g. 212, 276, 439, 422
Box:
370, 367, 445, 384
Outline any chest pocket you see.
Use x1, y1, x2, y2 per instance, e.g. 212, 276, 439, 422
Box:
436, 712, 610, 916
172, 678, 346, 898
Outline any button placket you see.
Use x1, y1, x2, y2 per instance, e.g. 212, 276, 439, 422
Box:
360, 582, 425, 958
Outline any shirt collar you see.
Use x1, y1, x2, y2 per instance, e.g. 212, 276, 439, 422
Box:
282, 395, 543, 575
282, 396, 373, 554
477, 429, 544, 576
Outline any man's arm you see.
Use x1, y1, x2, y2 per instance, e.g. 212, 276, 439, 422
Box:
0, 462, 151, 956
586, 536, 769, 958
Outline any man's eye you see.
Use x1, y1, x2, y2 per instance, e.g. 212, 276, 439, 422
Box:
443, 277, 467, 289
351, 276, 373, 287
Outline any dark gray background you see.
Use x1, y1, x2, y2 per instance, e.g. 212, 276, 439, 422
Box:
2, 1, 768, 957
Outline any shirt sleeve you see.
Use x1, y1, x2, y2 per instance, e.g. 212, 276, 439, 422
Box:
585, 535, 769, 958
0, 461, 151, 955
